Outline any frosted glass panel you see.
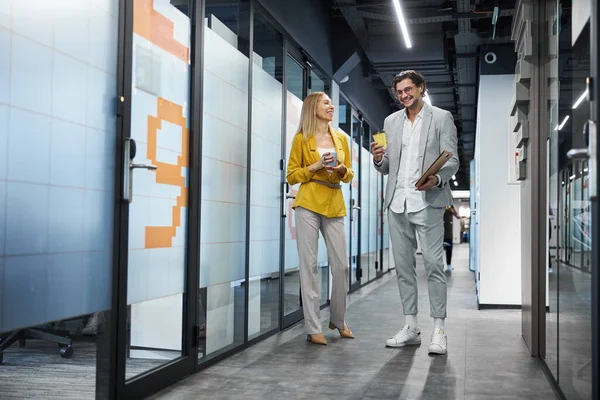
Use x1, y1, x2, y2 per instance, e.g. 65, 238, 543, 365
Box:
247, 10, 283, 339
199, 6, 248, 361
0, 1, 117, 396
0, 0, 117, 333
125, 0, 191, 379
200, 26, 249, 288
249, 65, 282, 277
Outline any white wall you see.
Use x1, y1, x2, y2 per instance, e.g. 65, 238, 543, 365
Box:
476, 74, 522, 306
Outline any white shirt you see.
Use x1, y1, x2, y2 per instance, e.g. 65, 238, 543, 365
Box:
317, 147, 335, 157
389, 108, 427, 214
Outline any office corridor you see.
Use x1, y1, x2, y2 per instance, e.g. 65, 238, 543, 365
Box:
151, 245, 555, 400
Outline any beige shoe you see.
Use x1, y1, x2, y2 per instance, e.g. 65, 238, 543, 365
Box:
329, 322, 355, 339
306, 333, 327, 345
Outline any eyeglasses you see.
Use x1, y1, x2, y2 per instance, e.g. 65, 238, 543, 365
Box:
395, 86, 416, 97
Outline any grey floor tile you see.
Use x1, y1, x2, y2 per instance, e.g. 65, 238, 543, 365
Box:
151, 245, 556, 400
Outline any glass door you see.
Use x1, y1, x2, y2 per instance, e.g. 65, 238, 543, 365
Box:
198, 0, 251, 365
248, 9, 284, 341
349, 113, 362, 292
544, 2, 598, 397
115, 0, 198, 397
381, 175, 392, 272
282, 52, 306, 328
360, 121, 381, 282
375, 172, 387, 276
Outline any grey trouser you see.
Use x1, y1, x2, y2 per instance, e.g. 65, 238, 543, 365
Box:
295, 206, 349, 334
388, 206, 447, 318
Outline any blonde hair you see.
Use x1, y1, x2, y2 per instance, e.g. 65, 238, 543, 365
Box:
296, 91, 329, 140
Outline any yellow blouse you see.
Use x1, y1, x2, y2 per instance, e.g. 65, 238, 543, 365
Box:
286, 127, 354, 218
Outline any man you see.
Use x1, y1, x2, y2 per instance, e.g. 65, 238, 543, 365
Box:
371, 70, 459, 355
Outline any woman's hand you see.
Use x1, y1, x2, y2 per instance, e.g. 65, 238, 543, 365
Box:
327, 160, 347, 176
307, 153, 335, 173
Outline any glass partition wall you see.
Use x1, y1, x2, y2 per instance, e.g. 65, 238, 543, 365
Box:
282, 52, 305, 326
543, 1, 595, 399
199, 0, 250, 363
0, 1, 119, 397
0, 0, 391, 398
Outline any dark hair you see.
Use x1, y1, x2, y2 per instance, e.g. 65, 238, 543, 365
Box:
391, 70, 427, 98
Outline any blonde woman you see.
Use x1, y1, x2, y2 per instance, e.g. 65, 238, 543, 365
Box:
286, 91, 355, 345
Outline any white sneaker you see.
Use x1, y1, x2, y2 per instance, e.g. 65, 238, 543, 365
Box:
428, 328, 447, 355
385, 325, 421, 347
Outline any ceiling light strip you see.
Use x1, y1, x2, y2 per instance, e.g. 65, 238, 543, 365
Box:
392, 0, 412, 49
572, 89, 589, 109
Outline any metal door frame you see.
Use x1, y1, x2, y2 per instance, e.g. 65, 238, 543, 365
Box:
110, 1, 202, 398
349, 111, 363, 293
280, 46, 308, 329
589, 2, 599, 398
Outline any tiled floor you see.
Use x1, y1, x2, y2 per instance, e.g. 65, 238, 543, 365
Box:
151, 245, 556, 400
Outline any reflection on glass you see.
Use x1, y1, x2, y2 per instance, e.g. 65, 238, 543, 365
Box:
310, 70, 327, 94
550, 8, 592, 398
248, 10, 283, 339
199, 1, 249, 362
545, 0, 560, 379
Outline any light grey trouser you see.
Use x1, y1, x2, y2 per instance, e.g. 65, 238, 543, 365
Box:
295, 206, 349, 334
388, 206, 447, 318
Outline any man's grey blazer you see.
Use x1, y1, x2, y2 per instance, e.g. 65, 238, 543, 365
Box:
374, 102, 459, 210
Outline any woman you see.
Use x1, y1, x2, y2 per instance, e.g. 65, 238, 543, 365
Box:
286, 92, 354, 345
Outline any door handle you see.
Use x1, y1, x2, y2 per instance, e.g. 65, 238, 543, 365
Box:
350, 199, 358, 221
282, 182, 291, 217
589, 120, 597, 199
123, 138, 157, 203
130, 163, 157, 170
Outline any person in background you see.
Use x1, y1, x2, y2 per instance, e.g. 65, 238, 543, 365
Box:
443, 205, 463, 271
286, 91, 355, 345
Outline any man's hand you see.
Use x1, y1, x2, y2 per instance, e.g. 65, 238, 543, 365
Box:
370, 142, 386, 162
416, 175, 439, 191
